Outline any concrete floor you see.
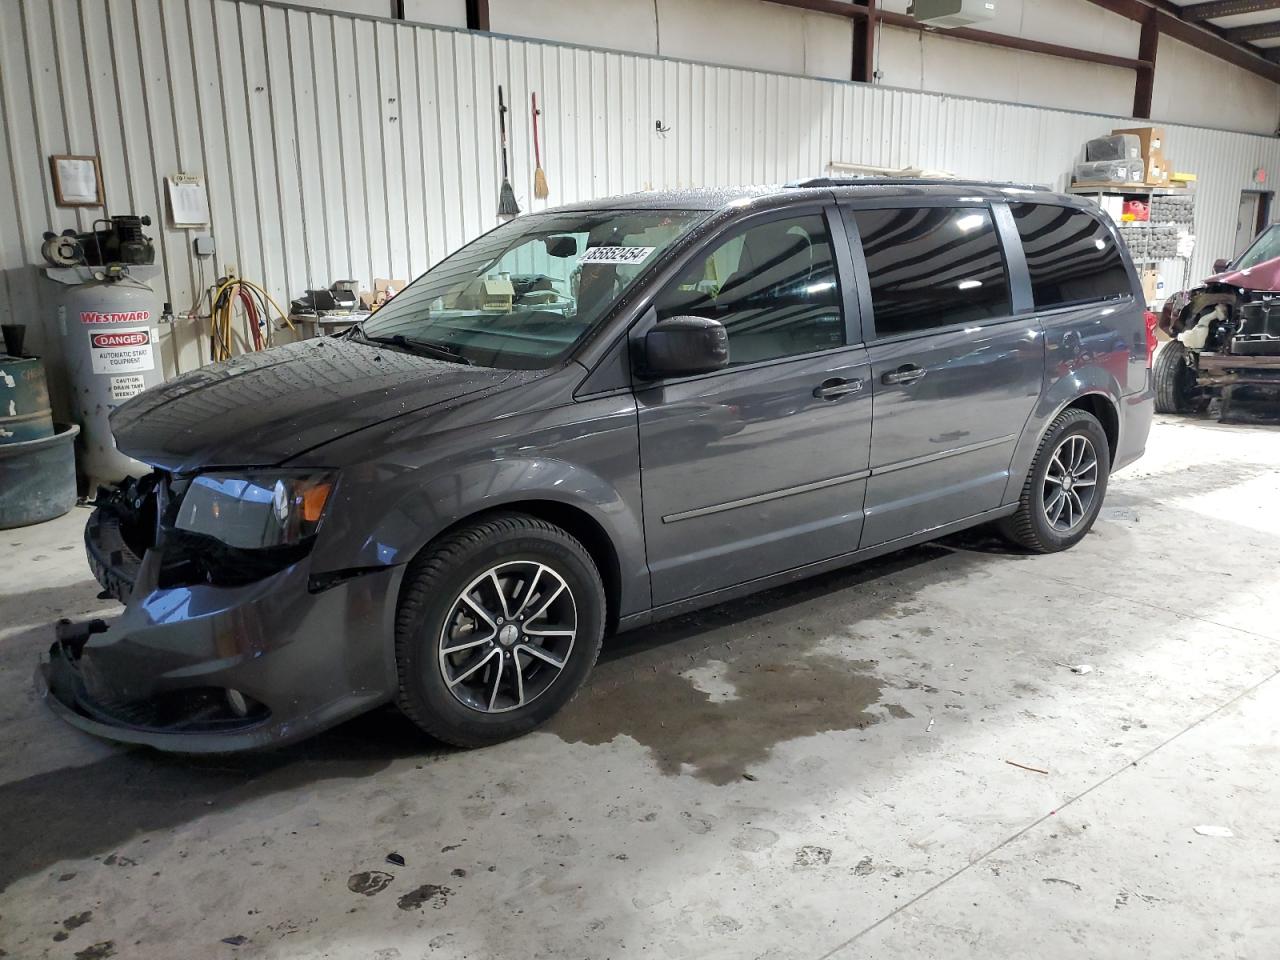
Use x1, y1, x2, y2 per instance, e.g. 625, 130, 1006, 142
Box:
2, 415, 1279, 960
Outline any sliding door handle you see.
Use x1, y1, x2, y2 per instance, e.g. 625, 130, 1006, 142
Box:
813, 377, 864, 399
881, 364, 927, 386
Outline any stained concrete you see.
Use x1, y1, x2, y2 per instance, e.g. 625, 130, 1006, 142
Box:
1, 415, 1278, 959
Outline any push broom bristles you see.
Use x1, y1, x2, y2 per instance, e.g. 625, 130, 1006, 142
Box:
498, 178, 520, 216
533, 165, 549, 200
496, 85, 520, 217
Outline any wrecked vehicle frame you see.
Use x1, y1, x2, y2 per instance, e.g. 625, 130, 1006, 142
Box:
1156, 223, 1280, 416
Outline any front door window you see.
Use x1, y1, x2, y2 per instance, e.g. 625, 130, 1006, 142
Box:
654, 214, 845, 365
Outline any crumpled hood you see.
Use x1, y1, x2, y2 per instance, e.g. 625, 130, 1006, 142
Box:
111, 337, 516, 472
1209, 254, 1280, 291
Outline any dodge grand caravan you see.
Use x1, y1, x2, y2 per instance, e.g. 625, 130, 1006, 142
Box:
42, 180, 1155, 752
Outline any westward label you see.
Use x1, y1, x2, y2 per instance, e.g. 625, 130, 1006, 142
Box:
80, 310, 152, 324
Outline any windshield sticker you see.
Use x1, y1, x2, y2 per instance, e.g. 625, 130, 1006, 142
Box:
579, 245, 655, 265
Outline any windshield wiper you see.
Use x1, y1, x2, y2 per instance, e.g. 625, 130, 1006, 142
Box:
360, 331, 472, 365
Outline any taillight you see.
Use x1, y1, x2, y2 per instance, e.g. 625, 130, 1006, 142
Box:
1143, 310, 1158, 367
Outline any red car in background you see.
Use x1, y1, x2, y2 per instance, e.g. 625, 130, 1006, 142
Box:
1156, 224, 1280, 416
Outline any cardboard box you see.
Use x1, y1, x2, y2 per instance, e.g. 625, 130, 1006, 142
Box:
1141, 268, 1162, 304
1146, 155, 1170, 185
1112, 126, 1165, 158
1113, 127, 1168, 185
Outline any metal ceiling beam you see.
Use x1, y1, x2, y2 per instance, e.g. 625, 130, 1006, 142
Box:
765, 0, 1280, 84
465, 0, 489, 31
852, 0, 877, 83
762, 0, 1150, 71
875, 10, 1153, 69
1155, 9, 1280, 80
1223, 19, 1280, 40
764, 0, 865, 16
1080, 0, 1280, 82
1181, 0, 1280, 19
1134, 7, 1160, 117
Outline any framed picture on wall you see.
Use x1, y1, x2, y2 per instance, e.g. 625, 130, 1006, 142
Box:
49, 155, 104, 206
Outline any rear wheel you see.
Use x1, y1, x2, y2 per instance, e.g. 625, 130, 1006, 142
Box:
1153, 339, 1197, 414
394, 512, 605, 747
1000, 408, 1110, 553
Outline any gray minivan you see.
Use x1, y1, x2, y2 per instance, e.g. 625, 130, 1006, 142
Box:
43, 180, 1155, 752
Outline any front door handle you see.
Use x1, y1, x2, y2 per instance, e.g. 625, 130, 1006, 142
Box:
881, 364, 927, 386
813, 377, 864, 400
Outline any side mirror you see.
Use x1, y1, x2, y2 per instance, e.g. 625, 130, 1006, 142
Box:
639, 316, 729, 378
1213, 258, 1232, 273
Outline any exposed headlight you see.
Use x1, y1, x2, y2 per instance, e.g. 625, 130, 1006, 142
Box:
175, 471, 336, 549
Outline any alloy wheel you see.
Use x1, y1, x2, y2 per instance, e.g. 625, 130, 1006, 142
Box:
1042, 433, 1099, 533
438, 560, 577, 714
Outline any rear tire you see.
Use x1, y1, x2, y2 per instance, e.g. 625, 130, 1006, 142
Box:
1153, 339, 1197, 414
394, 512, 605, 748
999, 408, 1110, 554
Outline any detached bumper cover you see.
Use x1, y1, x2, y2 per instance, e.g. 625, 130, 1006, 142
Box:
39, 531, 402, 753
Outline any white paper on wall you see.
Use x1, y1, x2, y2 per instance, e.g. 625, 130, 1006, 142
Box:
166, 176, 210, 227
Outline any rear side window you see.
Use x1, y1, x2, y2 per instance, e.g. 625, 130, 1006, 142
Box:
850, 206, 1012, 337
1011, 203, 1132, 309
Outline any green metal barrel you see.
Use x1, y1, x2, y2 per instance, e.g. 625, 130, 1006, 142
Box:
0, 355, 55, 444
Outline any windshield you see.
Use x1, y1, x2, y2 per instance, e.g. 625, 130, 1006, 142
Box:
1234, 224, 1280, 272
359, 209, 704, 368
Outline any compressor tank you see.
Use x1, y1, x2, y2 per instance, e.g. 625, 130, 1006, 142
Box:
44, 264, 163, 485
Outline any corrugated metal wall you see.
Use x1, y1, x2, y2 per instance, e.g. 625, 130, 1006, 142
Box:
3, 0, 1279, 375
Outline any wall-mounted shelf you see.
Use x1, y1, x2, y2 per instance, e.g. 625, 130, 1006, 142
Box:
1069, 184, 1195, 196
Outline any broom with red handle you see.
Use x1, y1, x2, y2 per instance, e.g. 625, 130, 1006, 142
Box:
532, 92, 549, 200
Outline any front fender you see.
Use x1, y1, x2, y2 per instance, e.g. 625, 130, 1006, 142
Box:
307, 395, 649, 617
1162, 287, 1234, 337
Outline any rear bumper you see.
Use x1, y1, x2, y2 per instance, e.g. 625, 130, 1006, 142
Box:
1115, 382, 1154, 473
39, 521, 402, 753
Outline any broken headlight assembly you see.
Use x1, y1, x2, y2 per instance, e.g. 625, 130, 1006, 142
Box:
156, 471, 338, 588
175, 471, 336, 549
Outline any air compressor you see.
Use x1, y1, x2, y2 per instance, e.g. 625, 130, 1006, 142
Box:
41, 215, 163, 486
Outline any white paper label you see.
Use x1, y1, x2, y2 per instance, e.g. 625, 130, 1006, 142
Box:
109, 374, 147, 401
89, 327, 155, 375
579, 245, 655, 265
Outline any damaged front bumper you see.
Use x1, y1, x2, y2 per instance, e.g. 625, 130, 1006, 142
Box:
39, 503, 403, 753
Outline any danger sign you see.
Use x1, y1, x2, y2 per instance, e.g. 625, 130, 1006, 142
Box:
92, 330, 150, 349
89, 325, 154, 375
81, 310, 153, 324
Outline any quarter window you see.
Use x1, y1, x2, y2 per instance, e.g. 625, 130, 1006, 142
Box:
850, 206, 1012, 336
655, 214, 845, 365
1011, 203, 1132, 309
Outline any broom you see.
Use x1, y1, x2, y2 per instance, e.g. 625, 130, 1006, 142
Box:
496, 85, 520, 217
532, 92, 549, 200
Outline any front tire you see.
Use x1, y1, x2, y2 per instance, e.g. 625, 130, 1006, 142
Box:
1000, 408, 1110, 553
394, 512, 605, 748
1153, 339, 1197, 413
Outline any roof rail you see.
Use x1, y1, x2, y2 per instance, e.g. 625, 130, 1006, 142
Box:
785, 176, 1050, 191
